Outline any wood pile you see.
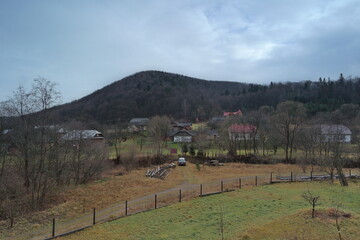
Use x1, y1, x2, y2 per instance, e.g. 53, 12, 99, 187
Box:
145, 163, 176, 180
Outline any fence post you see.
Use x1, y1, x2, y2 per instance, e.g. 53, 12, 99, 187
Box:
290, 172, 293, 182
239, 178, 242, 189
52, 218, 55, 237
155, 194, 157, 209
179, 189, 182, 202
270, 172, 273, 184
310, 171, 313, 181
125, 200, 128, 216
93, 208, 96, 225
221, 181, 224, 192
349, 169, 351, 176
200, 184, 203, 196
255, 176, 257, 186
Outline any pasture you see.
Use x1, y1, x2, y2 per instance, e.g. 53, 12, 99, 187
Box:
60, 181, 360, 240
1, 163, 312, 239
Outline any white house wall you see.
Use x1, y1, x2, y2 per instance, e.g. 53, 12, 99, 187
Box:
174, 136, 192, 143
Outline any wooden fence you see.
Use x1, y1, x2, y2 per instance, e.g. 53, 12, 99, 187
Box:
5, 170, 359, 240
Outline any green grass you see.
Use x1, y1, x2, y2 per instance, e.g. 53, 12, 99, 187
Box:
61, 181, 360, 240
107, 133, 360, 161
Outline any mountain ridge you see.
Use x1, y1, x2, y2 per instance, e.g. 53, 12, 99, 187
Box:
53, 70, 360, 124
54, 70, 250, 123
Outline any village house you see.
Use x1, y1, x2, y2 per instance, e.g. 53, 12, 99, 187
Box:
128, 118, 149, 132
169, 129, 195, 143
172, 121, 192, 131
228, 124, 256, 140
61, 130, 105, 142
318, 124, 352, 143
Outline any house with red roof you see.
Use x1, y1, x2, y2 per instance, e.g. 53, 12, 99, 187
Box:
228, 124, 257, 140
223, 109, 243, 117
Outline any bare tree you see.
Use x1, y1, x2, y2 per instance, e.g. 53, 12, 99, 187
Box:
318, 124, 349, 186
219, 116, 243, 156
106, 123, 128, 164
30, 77, 61, 206
302, 189, 320, 218
148, 115, 171, 159
3, 85, 36, 187
255, 106, 274, 156
246, 106, 273, 156
62, 125, 108, 185
246, 110, 266, 155
194, 123, 208, 156
332, 140, 348, 186
272, 101, 306, 163
2, 77, 62, 208
0, 106, 9, 178
297, 122, 319, 172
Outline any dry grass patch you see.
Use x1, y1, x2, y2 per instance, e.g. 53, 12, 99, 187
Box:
182, 162, 323, 183
316, 208, 352, 221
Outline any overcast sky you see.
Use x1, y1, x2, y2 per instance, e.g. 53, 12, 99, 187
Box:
1, 0, 360, 103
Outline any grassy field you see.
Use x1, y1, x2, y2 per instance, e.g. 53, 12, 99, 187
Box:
60, 181, 360, 240
108, 135, 360, 161
1, 163, 315, 239
108, 139, 308, 160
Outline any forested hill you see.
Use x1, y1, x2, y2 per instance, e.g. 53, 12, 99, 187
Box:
54, 71, 360, 124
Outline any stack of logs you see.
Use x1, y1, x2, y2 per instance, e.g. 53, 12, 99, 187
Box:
145, 163, 176, 180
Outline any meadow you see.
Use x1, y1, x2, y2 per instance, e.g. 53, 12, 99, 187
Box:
1, 163, 313, 239
60, 181, 360, 240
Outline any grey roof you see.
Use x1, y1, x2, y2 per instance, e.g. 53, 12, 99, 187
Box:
173, 122, 192, 127
320, 124, 351, 135
62, 130, 104, 141
168, 129, 195, 137
129, 118, 149, 126
209, 116, 225, 123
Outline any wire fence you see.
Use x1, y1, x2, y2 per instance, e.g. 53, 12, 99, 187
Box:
4, 169, 359, 240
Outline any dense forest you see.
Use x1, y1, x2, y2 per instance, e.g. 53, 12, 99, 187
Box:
53, 71, 360, 123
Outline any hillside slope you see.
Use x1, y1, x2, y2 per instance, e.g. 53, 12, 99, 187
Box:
55, 71, 251, 123
53, 71, 360, 123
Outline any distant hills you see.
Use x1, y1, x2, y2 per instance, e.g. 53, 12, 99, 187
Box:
53, 71, 360, 124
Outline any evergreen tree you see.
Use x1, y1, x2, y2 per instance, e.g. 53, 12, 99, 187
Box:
189, 145, 195, 156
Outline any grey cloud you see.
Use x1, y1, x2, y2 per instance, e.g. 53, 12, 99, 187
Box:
1, 0, 360, 102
